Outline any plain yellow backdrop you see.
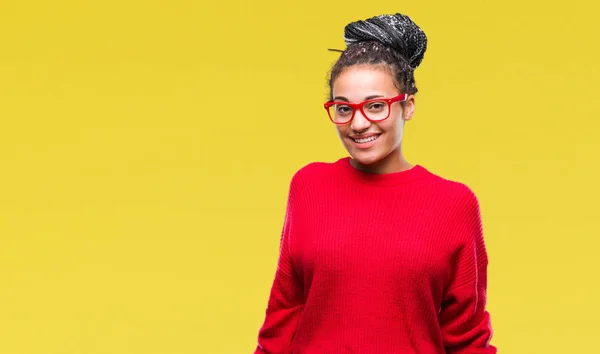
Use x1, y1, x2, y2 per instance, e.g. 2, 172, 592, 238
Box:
1, 0, 599, 353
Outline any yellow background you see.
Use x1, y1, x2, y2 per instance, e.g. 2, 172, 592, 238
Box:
1, 0, 598, 353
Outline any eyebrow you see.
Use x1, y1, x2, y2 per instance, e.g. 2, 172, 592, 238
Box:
333, 95, 385, 102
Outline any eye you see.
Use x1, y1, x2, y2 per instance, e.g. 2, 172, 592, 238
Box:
336, 105, 353, 116
365, 102, 386, 112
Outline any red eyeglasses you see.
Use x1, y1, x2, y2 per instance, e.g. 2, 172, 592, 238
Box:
324, 93, 408, 125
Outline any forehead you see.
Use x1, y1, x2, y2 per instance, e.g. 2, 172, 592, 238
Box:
332, 65, 397, 100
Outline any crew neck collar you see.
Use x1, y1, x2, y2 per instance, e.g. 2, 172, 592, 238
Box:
336, 156, 429, 186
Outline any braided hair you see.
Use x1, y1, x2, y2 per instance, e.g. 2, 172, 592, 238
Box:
328, 13, 428, 100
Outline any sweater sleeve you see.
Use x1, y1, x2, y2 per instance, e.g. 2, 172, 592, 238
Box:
439, 189, 497, 354
254, 177, 304, 354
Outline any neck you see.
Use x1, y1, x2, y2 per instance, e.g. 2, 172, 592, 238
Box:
350, 148, 413, 174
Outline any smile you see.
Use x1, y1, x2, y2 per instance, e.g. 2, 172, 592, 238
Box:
352, 134, 381, 143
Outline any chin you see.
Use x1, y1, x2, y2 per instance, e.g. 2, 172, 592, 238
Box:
349, 150, 385, 166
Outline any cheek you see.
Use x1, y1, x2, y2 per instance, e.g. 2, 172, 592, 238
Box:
335, 126, 349, 138
380, 120, 404, 145
379, 120, 399, 135
394, 120, 405, 134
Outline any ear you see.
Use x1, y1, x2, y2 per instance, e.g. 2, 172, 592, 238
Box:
402, 95, 416, 121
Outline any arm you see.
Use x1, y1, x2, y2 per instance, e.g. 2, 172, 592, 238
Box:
254, 180, 304, 354
439, 189, 497, 354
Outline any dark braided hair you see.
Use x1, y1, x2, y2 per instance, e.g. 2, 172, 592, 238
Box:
328, 13, 428, 100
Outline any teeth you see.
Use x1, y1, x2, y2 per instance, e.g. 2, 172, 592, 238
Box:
354, 135, 379, 143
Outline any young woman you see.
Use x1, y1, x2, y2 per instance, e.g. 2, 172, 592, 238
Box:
254, 13, 496, 354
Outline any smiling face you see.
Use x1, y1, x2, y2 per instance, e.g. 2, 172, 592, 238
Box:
331, 64, 415, 173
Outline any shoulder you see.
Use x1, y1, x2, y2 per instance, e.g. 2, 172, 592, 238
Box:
293, 161, 333, 178
422, 170, 485, 246
289, 159, 341, 186
421, 168, 481, 211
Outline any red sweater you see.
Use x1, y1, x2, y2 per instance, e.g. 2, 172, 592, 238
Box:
255, 157, 496, 354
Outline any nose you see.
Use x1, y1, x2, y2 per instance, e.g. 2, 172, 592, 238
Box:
350, 110, 371, 132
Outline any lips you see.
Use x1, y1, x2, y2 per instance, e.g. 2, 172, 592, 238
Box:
350, 133, 381, 143
348, 133, 382, 150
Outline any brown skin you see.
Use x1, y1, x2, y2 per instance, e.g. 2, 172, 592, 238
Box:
332, 65, 416, 174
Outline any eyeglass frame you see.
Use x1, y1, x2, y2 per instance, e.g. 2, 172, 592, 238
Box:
323, 93, 408, 125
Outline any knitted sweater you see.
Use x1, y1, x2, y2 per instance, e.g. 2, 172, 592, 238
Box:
255, 157, 496, 353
